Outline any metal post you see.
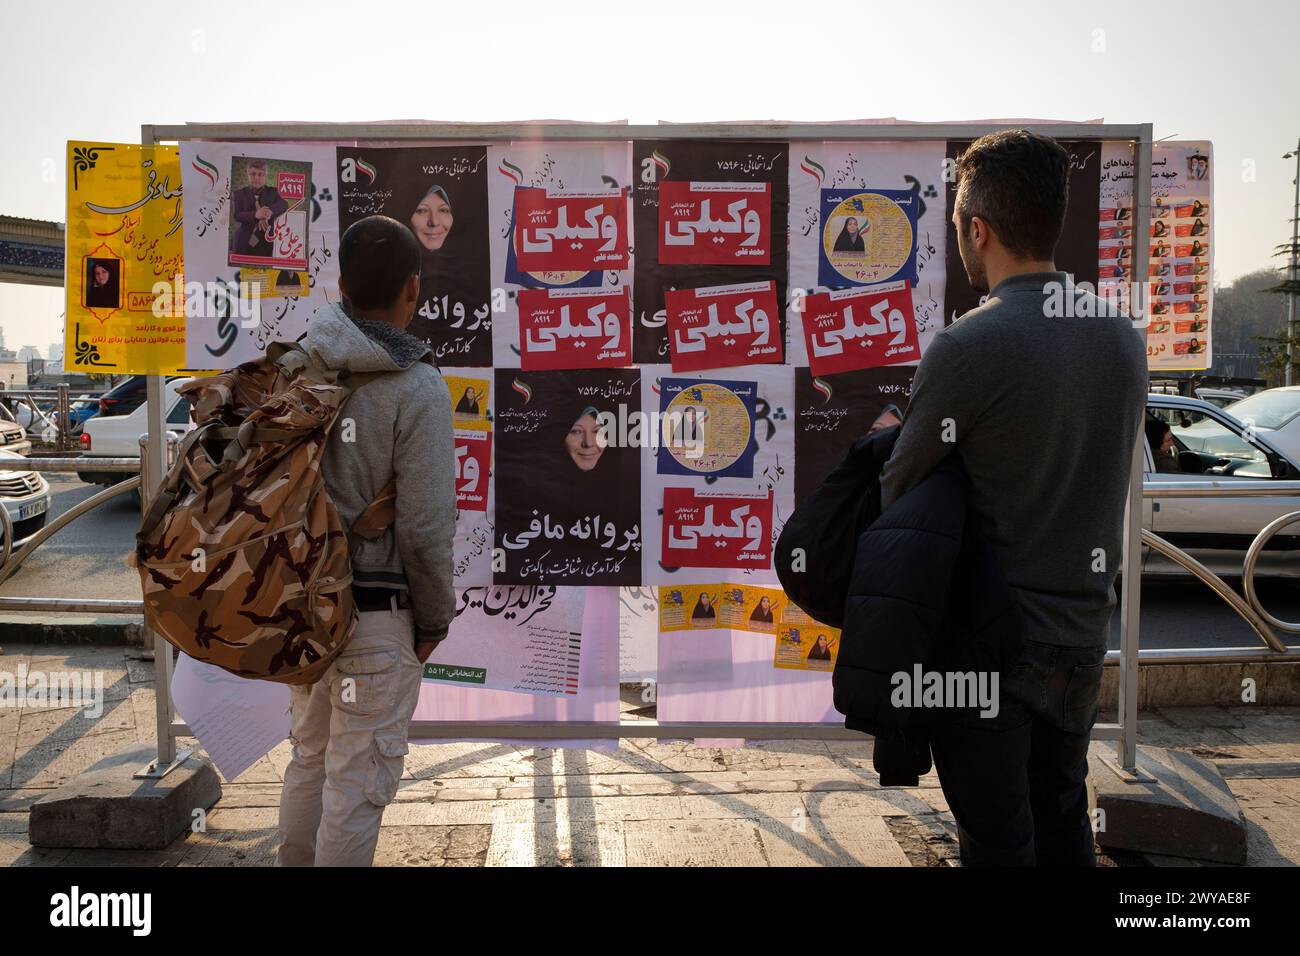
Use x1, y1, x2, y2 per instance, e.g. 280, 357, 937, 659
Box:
1115, 128, 1155, 776
144, 376, 175, 768
56, 383, 69, 452
1286, 140, 1298, 387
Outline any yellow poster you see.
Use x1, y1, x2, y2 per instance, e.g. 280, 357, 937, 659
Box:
774, 604, 840, 672
659, 584, 725, 631
659, 583, 784, 635
445, 373, 492, 433
65, 141, 187, 374
721, 583, 782, 634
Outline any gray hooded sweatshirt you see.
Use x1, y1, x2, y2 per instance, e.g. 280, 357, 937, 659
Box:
301, 302, 457, 645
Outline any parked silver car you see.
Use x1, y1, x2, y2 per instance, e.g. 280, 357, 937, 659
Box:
1144, 394, 1300, 578
0, 448, 51, 546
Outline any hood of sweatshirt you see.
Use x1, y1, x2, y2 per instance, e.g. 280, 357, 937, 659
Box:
300, 300, 432, 373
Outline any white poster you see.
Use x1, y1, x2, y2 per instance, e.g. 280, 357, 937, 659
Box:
619, 585, 659, 683
180, 140, 342, 368
487, 141, 634, 368
1100, 140, 1213, 371
638, 363, 795, 588
169, 653, 290, 782
786, 141, 948, 367
422, 585, 588, 697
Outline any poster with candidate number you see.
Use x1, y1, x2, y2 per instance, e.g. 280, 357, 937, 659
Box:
793, 366, 914, 505
65, 141, 187, 375
336, 146, 492, 367
655, 376, 758, 480
517, 286, 631, 370
658, 181, 772, 265
489, 142, 633, 369
422, 586, 587, 698
774, 604, 840, 672
442, 369, 495, 586
665, 280, 783, 372
641, 365, 795, 589
658, 582, 783, 635
801, 280, 920, 377
817, 188, 920, 289
787, 142, 947, 367
180, 140, 341, 368
661, 487, 774, 571
494, 368, 642, 586
633, 140, 789, 363
942, 139, 1099, 326
513, 187, 628, 273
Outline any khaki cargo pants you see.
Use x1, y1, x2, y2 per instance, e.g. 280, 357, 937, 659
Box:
277, 605, 423, 866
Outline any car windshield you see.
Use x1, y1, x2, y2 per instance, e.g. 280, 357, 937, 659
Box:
1226, 390, 1300, 430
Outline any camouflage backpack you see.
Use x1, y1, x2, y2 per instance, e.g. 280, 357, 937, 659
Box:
136, 343, 397, 685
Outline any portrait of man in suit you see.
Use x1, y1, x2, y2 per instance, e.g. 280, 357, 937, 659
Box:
229, 158, 288, 261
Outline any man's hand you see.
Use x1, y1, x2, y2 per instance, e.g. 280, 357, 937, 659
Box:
415, 641, 439, 663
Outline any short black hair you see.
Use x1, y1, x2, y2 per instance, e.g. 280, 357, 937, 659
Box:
338, 215, 421, 311
955, 130, 1071, 260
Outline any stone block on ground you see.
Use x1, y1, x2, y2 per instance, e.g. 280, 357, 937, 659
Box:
27, 744, 222, 850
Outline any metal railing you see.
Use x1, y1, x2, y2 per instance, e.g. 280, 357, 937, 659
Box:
0, 439, 162, 609
0, 385, 90, 452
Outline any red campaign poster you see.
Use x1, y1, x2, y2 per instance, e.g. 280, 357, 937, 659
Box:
801, 280, 919, 377
661, 487, 773, 570
454, 434, 491, 512
658, 181, 771, 265
664, 280, 782, 372
518, 287, 632, 370
514, 186, 628, 272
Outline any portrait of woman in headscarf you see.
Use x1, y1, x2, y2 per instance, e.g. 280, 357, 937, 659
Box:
807, 633, 835, 661
494, 370, 642, 585
832, 216, 866, 253
691, 591, 718, 620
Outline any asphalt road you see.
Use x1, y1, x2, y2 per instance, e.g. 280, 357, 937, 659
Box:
1, 474, 1297, 650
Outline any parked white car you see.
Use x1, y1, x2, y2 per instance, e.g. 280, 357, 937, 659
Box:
1144, 394, 1300, 578
1223, 386, 1300, 468
77, 378, 193, 486
0, 448, 51, 546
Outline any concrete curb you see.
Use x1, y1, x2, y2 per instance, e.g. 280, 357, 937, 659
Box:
0, 615, 144, 647
1100, 659, 1300, 708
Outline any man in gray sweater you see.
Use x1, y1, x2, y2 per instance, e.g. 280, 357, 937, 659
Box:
278, 216, 456, 866
881, 131, 1148, 866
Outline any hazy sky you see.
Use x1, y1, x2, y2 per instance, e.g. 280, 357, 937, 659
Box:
1, 0, 1296, 352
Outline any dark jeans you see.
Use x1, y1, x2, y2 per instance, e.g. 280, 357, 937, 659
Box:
927, 639, 1107, 867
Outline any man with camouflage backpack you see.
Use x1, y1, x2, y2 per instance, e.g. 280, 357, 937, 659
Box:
276, 215, 457, 866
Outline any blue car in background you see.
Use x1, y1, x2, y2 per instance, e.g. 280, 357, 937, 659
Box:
56, 375, 156, 435
61, 398, 100, 433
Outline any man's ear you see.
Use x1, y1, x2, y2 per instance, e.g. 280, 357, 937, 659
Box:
970, 215, 992, 250
338, 275, 348, 300
407, 273, 420, 303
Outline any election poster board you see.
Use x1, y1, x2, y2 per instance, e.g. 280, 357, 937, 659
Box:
64, 142, 187, 375
157, 127, 1209, 730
